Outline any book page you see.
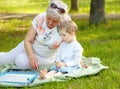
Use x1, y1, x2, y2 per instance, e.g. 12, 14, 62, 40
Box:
0, 73, 37, 84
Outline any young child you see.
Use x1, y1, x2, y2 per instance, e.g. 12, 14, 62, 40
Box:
40, 21, 87, 79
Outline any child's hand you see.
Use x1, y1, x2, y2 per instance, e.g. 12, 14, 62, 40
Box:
56, 62, 67, 68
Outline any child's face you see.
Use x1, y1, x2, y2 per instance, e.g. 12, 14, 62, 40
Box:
59, 30, 73, 43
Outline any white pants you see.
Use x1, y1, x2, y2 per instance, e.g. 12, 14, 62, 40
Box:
0, 41, 55, 69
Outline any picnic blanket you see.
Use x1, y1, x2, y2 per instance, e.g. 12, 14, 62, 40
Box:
0, 56, 108, 87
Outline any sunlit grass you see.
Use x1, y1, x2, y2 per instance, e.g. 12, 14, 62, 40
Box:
0, 0, 48, 14
0, 19, 31, 31
105, 0, 120, 14
0, 0, 119, 14
0, 19, 30, 51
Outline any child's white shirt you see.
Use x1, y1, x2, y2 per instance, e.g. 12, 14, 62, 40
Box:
56, 40, 83, 67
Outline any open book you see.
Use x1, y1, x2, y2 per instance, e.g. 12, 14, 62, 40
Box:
0, 70, 38, 85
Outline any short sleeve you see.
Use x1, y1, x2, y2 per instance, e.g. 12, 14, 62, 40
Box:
31, 13, 45, 30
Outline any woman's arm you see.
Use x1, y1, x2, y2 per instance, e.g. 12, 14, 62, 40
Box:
24, 25, 38, 70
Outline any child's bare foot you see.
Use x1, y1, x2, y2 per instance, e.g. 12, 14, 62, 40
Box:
82, 64, 88, 68
40, 69, 47, 79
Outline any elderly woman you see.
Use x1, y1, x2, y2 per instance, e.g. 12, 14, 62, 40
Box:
0, 0, 71, 69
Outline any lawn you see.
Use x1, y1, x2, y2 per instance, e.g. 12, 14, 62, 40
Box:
0, 18, 120, 89
0, 0, 120, 88
0, 0, 120, 14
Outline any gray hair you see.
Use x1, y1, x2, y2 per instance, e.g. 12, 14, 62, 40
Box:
46, 8, 61, 21
47, 0, 71, 22
48, 0, 68, 13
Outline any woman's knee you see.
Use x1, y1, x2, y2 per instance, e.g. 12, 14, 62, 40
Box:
15, 53, 31, 69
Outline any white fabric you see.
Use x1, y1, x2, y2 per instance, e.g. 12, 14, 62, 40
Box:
0, 13, 61, 69
56, 40, 83, 67
32, 13, 61, 58
0, 41, 25, 64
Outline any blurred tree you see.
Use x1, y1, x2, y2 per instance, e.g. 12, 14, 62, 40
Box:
70, 0, 78, 11
89, 0, 106, 25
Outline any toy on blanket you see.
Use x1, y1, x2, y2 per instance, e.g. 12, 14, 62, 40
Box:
0, 69, 39, 86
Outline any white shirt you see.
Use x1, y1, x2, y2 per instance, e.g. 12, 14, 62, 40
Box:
31, 13, 61, 59
56, 40, 83, 67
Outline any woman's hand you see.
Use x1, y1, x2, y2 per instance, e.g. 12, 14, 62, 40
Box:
29, 56, 39, 70
56, 62, 67, 68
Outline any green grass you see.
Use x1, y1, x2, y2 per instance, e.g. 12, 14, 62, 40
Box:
0, 19, 31, 51
0, 0, 120, 14
0, 0, 119, 88
0, 18, 120, 89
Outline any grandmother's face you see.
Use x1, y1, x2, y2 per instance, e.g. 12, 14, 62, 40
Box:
46, 16, 60, 29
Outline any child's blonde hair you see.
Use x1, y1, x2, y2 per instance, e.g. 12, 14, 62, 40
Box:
58, 21, 78, 34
